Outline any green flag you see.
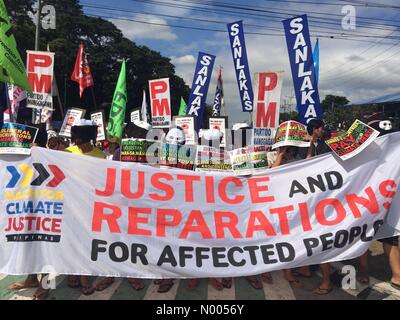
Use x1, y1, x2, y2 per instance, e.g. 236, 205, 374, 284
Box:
107, 60, 127, 142
0, 0, 31, 92
178, 97, 187, 116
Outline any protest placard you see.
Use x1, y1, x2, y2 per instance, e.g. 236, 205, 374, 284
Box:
59, 108, 86, 138
120, 139, 159, 164
149, 78, 171, 128
209, 117, 228, 148
159, 143, 196, 171
196, 145, 232, 172
174, 116, 196, 145
229, 145, 271, 175
0, 123, 38, 155
26, 51, 54, 111
91, 111, 106, 141
272, 121, 311, 150
326, 120, 380, 160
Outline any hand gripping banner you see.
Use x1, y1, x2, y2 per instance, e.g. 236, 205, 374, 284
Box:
0, 133, 400, 278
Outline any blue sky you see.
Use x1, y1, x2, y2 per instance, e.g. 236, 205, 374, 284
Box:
80, 0, 400, 123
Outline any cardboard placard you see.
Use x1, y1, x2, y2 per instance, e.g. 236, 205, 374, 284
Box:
59, 108, 86, 138
91, 110, 106, 142
149, 78, 171, 128
196, 145, 232, 172
229, 145, 271, 175
159, 143, 196, 171
209, 117, 228, 148
272, 121, 310, 150
0, 123, 38, 155
174, 116, 197, 145
120, 139, 159, 164
326, 120, 380, 161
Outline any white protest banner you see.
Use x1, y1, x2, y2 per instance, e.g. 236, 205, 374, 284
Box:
272, 121, 311, 150
209, 117, 227, 148
26, 51, 54, 110
149, 78, 171, 128
0, 133, 400, 278
253, 72, 283, 146
91, 111, 106, 142
326, 120, 380, 161
174, 116, 196, 145
59, 108, 86, 138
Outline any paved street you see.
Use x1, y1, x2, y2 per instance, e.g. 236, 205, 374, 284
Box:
1, 242, 399, 301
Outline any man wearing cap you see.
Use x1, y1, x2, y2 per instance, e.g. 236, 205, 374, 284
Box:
64, 120, 108, 295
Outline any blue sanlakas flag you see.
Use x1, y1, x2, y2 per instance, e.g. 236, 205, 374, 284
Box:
282, 15, 323, 124
313, 38, 319, 85
187, 52, 216, 132
212, 67, 225, 117
227, 21, 254, 112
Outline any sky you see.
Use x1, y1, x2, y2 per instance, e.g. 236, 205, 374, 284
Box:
80, 0, 400, 124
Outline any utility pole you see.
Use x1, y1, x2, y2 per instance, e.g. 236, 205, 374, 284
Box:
35, 0, 41, 51
32, 0, 42, 124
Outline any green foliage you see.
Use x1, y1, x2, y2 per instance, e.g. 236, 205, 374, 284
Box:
321, 95, 378, 130
6, 0, 190, 121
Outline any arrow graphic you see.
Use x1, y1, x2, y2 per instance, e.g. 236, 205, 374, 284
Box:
6, 166, 21, 188
31, 163, 50, 186
47, 165, 65, 187
19, 164, 34, 188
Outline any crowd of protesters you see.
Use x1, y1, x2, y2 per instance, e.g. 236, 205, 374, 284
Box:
4, 112, 400, 300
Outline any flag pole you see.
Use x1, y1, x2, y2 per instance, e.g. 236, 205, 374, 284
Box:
91, 86, 98, 110
32, 0, 42, 124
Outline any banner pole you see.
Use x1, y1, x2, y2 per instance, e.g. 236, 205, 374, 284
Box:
91, 86, 98, 110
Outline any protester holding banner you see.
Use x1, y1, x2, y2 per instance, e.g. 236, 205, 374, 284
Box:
271, 146, 304, 288
7, 128, 49, 299
64, 120, 106, 295
306, 119, 333, 295
357, 113, 400, 290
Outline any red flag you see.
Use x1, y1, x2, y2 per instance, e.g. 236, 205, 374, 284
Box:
71, 43, 94, 97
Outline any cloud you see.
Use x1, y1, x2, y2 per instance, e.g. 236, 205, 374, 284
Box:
346, 55, 366, 62
170, 55, 196, 65
108, 14, 178, 41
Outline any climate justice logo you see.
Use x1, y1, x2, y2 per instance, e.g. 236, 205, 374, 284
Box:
4, 163, 66, 243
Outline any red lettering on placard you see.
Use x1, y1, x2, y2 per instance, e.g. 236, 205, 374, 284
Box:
315, 199, 346, 226
128, 207, 152, 236
156, 209, 182, 237
214, 211, 242, 239
179, 210, 213, 239
248, 177, 275, 204
92, 202, 122, 233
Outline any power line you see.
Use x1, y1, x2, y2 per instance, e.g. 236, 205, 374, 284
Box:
82, 3, 400, 40
125, 0, 400, 43
85, 12, 396, 44
323, 39, 400, 80
326, 45, 400, 85
265, 0, 399, 8
321, 27, 399, 76
164, 0, 400, 30
338, 0, 400, 9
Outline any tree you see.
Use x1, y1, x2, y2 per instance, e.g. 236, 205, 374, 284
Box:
6, 0, 190, 121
